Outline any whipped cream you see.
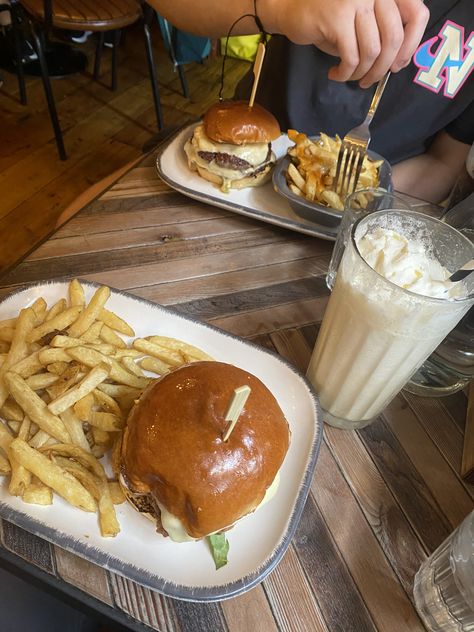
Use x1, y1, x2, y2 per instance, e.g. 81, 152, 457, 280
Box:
357, 228, 454, 298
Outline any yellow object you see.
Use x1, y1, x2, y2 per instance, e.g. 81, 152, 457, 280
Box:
220, 35, 269, 61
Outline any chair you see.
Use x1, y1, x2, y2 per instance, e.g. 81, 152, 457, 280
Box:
156, 14, 211, 99
156, 15, 188, 98
15, 0, 163, 160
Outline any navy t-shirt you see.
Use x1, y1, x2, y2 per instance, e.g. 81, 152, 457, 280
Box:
235, 0, 474, 164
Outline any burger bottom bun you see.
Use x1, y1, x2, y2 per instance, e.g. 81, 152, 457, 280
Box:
194, 162, 273, 190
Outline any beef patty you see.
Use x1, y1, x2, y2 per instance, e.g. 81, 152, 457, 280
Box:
197, 144, 272, 171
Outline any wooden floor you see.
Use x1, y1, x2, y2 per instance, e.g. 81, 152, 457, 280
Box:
0, 23, 248, 276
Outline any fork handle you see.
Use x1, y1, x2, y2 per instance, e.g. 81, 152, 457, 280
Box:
365, 71, 391, 124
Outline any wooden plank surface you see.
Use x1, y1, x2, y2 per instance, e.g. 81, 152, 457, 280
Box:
0, 153, 472, 632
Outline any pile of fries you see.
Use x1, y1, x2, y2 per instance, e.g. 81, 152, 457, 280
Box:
285, 130, 383, 210
0, 280, 212, 537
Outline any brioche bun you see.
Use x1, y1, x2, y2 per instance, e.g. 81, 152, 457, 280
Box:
120, 361, 290, 540
203, 100, 281, 145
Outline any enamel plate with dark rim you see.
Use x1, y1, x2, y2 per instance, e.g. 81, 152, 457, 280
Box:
0, 281, 323, 602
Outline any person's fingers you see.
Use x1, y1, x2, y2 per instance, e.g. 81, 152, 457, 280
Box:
359, 0, 404, 87
327, 21, 360, 82
351, 8, 382, 81
391, 0, 430, 71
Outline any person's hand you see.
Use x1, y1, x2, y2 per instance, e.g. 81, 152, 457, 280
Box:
264, 0, 429, 87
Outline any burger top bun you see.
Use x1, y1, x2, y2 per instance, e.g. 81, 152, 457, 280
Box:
203, 100, 281, 145
121, 361, 290, 540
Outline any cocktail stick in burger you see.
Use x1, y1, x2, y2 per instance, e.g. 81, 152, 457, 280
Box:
184, 100, 281, 193
120, 361, 290, 547
222, 384, 251, 442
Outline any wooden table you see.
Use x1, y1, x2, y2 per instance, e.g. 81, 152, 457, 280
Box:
0, 152, 472, 632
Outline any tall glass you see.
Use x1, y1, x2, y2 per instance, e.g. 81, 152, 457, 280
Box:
307, 210, 474, 430
413, 510, 474, 631
326, 189, 411, 290
404, 307, 474, 396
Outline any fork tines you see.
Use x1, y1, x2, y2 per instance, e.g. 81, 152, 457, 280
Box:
334, 142, 365, 199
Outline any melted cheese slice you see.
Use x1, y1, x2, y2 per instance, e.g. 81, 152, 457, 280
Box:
192, 124, 270, 166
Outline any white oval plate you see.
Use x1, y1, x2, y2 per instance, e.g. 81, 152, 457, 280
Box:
0, 281, 323, 602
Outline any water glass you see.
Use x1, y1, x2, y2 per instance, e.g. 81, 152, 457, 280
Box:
326, 189, 411, 290
414, 510, 474, 631
405, 199, 474, 397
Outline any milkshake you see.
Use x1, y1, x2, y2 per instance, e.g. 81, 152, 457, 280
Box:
307, 210, 474, 430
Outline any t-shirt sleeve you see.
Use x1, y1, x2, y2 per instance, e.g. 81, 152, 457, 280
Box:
445, 101, 474, 145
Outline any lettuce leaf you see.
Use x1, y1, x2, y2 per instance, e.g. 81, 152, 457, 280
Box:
207, 533, 229, 570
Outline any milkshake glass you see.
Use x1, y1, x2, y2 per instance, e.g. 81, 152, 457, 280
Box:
307, 210, 474, 430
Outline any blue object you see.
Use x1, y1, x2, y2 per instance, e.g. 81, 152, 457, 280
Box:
157, 15, 210, 66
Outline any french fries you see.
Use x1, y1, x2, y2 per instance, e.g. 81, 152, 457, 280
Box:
285, 130, 383, 210
48, 363, 110, 415
69, 279, 85, 307
23, 482, 53, 505
68, 286, 110, 338
28, 306, 82, 344
0, 279, 214, 538
4, 372, 71, 443
10, 438, 96, 511
0, 307, 36, 408
60, 408, 90, 452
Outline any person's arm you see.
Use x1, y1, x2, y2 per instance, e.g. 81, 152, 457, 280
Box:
392, 132, 470, 203
147, 0, 429, 86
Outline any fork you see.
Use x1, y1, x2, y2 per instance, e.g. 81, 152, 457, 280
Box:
333, 72, 391, 200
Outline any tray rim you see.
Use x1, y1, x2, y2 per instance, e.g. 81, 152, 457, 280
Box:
0, 279, 324, 602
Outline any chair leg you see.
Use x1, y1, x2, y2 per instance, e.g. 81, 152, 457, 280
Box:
177, 64, 188, 99
31, 26, 66, 160
168, 25, 188, 98
111, 29, 120, 91
10, 3, 27, 104
142, 17, 163, 130
38, 27, 46, 51
93, 31, 104, 81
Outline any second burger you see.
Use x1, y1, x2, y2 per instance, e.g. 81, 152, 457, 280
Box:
184, 100, 281, 193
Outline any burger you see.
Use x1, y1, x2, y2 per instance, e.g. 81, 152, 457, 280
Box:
120, 361, 290, 557
184, 100, 281, 192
